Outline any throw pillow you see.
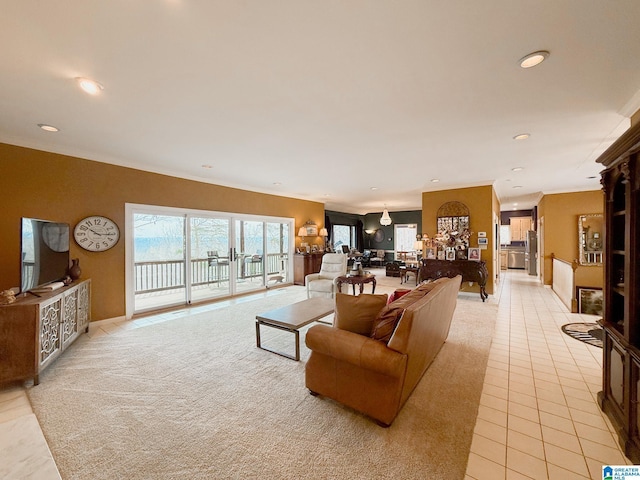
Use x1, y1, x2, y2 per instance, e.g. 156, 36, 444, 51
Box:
388, 288, 411, 304
370, 304, 405, 343
334, 293, 388, 336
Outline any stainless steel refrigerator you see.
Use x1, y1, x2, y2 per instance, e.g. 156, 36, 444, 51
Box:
525, 230, 537, 276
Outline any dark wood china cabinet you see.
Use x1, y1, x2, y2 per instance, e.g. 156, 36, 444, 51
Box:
597, 121, 640, 462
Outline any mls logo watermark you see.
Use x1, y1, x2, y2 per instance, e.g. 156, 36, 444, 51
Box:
604, 465, 640, 480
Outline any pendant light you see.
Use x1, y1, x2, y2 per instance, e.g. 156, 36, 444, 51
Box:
380, 206, 392, 226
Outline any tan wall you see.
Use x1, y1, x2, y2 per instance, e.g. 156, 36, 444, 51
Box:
537, 190, 604, 288
491, 187, 501, 289
421, 185, 495, 295
0, 143, 324, 320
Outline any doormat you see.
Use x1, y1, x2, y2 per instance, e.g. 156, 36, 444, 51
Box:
561, 323, 603, 348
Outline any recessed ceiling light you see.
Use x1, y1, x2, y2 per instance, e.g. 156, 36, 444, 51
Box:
586, 176, 597, 179
513, 185, 523, 189
512, 167, 524, 172
513, 133, 530, 140
272, 182, 281, 186
37, 123, 59, 132
201, 164, 213, 169
76, 77, 104, 95
518, 50, 549, 69
370, 187, 378, 191
431, 179, 439, 183
513, 203, 518, 206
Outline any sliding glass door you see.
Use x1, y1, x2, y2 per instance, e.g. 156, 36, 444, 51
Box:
235, 220, 264, 294
132, 213, 187, 312
189, 216, 231, 303
126, 204, 293, 317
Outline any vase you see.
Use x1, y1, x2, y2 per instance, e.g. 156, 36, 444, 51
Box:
69, 258, 81, 280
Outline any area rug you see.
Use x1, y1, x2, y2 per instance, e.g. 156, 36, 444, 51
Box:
561, 322, 603, 348
28, 288, 497, 480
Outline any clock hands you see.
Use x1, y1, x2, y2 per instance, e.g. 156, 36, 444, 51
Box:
89, 229, 116, 237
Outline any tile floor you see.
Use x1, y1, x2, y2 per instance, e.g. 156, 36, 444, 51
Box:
0, 269, 632, 479
465, 271, 631, 480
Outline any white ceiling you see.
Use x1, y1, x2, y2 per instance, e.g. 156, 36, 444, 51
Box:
2, 1, 640, 214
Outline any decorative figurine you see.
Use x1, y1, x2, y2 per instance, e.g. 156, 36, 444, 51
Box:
0, 289, 16, 305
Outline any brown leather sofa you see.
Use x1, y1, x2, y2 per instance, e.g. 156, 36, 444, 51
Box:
305, 275, 462, 426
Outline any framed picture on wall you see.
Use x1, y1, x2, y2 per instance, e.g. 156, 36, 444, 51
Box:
425, 247, 436, 259
306, 225, 318, 236
468, 247, 481, 261
577, 287, 603, 316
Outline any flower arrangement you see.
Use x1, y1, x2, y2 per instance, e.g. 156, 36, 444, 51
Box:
434, 227, 472, 253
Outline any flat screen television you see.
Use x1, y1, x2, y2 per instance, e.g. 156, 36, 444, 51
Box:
20, 217, 70, 293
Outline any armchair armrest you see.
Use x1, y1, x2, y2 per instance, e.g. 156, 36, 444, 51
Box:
305, 273, 322, 284
305, 325, 407, 378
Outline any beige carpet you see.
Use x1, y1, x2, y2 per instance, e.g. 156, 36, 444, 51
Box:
28, 287, 497, 480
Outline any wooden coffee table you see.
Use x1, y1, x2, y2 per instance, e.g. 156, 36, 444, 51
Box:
255, 297, 334, 361
336, 273, 377, 295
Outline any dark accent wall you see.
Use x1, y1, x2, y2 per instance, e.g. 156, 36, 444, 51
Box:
325, 209, 422, 254
325, 210, 364, 250
363, 210, 422, 251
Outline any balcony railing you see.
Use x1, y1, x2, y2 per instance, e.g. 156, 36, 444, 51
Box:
134, 253, 287, 294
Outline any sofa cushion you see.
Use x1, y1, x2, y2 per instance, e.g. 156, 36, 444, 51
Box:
334, 293, 388, 336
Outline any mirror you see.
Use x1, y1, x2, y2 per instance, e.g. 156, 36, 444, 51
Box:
578, 214, 603, 265
435, 201, 471, 259
436, 201, 470, 234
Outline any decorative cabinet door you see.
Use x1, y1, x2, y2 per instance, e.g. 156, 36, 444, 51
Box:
39, 297, 63, 369
77, 281, 90, 332
61, 288, 79, 348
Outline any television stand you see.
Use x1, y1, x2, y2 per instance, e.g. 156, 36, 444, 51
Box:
0, 279, 91, 386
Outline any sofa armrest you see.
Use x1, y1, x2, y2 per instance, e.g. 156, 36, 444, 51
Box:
305, 325, 407, 378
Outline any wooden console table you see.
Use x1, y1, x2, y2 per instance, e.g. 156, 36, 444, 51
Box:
0, 279, 91, 386
419, 259, 488, 301
293, 253, 324, 285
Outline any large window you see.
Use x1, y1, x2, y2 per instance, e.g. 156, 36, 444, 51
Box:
332, 225, 356, 251
394, 224, 418, 253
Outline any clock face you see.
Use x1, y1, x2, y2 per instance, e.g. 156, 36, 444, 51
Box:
74, 216, 120, 251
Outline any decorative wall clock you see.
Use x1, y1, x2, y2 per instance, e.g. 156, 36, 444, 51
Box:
74, 216, 120, 251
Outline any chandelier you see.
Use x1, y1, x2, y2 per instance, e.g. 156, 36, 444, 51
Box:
380, 207, 392, 226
